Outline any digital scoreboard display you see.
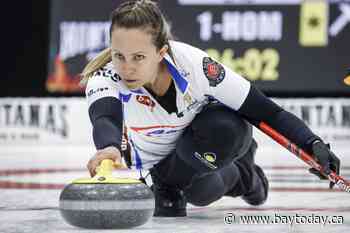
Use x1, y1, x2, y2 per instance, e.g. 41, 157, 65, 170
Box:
47, 0, 350, 96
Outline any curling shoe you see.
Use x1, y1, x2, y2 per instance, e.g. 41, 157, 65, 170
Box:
241, 165, 269, 206
150, 168, 187, 217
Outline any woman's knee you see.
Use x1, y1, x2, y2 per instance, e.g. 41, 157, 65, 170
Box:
184, 173, 226, 207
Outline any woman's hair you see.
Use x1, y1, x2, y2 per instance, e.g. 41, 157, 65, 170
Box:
81, 0, 173, 82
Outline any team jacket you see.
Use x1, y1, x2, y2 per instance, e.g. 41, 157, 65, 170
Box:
85, 40, 318, 169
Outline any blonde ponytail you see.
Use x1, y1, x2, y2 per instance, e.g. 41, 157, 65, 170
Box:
80, 47, 112, 84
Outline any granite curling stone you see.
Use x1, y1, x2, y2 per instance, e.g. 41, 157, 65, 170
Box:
59, 159, 154, 229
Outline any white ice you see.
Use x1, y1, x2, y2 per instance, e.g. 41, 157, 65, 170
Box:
1, 140, 349, 233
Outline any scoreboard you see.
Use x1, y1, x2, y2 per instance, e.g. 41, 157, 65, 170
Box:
47, 0, 350, 96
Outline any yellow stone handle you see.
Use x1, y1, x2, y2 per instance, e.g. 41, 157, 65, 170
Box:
73, 159, 140, 184
95, 159, 114, 177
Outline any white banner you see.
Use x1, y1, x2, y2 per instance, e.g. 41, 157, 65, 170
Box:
0, 98, 92, 146
1, 97, 349, 148
254, 98, 350, 147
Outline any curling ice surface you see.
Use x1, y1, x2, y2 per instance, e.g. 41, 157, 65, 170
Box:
0, 145, 349, 233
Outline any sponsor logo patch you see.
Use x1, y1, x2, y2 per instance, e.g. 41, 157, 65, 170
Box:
194, 152, 218, 170
87, 87, 109, 97
136, 95, 156, 111
202, 57, 225, 87
179, 68, 190, 77
130, 124, 186, 137
204, 152, 216, 163
96, 68, 121, 83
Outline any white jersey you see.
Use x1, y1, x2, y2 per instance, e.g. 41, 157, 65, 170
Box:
86, 41, 251, 169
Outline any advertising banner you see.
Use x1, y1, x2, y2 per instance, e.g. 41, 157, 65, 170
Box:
0, 97, 348, 148
0, 98, 92, 146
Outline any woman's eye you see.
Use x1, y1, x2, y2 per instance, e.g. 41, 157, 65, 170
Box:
134, 55, 145, 61
113, 53, 124, 60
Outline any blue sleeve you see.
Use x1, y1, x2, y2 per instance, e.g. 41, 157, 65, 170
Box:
88, 97, 124, 150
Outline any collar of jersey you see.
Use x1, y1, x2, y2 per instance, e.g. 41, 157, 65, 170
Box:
163, 54, 189, 94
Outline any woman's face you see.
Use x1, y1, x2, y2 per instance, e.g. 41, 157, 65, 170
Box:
110, 27, 166, 89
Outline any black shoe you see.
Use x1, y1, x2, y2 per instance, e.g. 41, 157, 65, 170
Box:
150, 168, 187, 217
241, 165, 269, 206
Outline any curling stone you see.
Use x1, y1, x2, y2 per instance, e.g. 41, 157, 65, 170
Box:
59, 159, 154, 229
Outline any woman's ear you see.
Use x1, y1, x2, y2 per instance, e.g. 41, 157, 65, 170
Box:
158, 44, 169, 61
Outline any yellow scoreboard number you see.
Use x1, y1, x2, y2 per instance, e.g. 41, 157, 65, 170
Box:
206, 48, 280, 81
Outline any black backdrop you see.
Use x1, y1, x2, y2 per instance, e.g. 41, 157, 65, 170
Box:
3, 1, 50, 97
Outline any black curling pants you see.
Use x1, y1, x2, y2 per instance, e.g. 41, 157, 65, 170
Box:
152, 104, 258, 206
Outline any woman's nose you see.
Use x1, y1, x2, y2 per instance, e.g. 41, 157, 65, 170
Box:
120, 62, 135, 75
